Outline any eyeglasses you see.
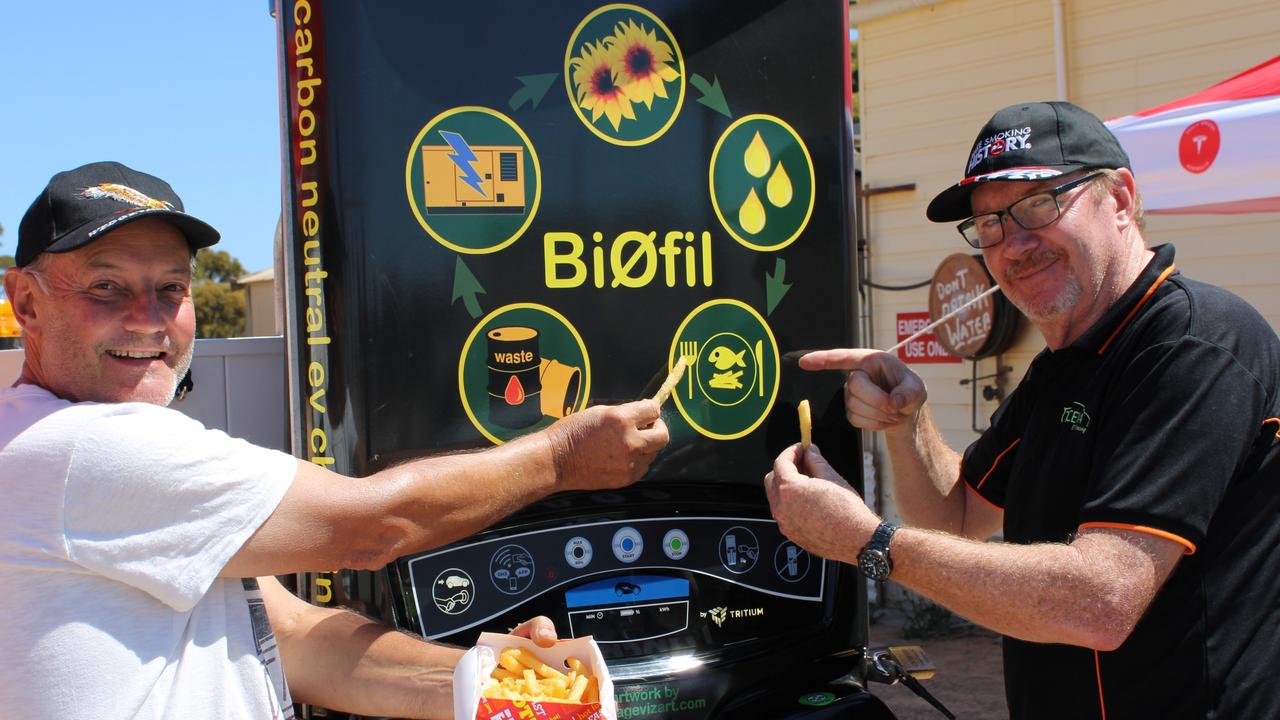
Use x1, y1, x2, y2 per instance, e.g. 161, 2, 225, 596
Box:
957, 171, 1105, 249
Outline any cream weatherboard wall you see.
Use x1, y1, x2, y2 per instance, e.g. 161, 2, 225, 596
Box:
853, 0, 1280, 522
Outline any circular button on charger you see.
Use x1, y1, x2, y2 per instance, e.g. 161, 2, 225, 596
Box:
663, 529, 690, 560
564, 536, 593, 569
612, 526, 644, 563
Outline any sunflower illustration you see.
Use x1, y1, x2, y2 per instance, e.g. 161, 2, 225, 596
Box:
570, 39, 637, 132
607, 19, 680, 110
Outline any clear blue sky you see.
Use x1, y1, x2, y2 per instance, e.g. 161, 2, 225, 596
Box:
1, 2, 281, 273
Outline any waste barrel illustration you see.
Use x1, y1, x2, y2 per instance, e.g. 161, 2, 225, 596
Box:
487, 326, 542, 428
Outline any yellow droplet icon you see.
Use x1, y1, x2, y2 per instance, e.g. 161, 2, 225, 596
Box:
744, 132, 771, 178
739, 188, 766, 234
767, 163, 793, 207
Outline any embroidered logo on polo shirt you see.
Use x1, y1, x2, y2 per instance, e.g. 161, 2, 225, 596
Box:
1060, 401, 1090, 434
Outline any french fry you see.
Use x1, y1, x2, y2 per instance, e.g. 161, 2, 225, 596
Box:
497, 649, 522, 674
652, 356, 688, 407
567, 673, 590, 703
481, 647, 600, 705
798, 399, 812, 448
512, 646, 566, 679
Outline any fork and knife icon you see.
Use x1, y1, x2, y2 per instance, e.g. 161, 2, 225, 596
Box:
678, 339, 765, 399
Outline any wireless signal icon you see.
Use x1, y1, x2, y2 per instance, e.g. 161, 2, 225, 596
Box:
490, 544, 535, 595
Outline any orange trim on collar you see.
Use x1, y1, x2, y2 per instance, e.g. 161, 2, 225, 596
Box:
1077, 522, 1197, 555
975, 438, 1021, 490
1094, 650, 1109, 720
1264, 417, 1280, 440
1097, 264, 1177, 355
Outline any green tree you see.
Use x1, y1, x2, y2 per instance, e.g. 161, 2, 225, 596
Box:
195, 249, 246, 283
194, 280, 246, 338
192, 248, 247, 338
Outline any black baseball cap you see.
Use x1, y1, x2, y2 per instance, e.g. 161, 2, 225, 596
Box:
926, 101, 1131, 222
16, 161, 220, 267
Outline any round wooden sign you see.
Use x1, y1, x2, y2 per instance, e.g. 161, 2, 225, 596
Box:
928, 253, 1013, 359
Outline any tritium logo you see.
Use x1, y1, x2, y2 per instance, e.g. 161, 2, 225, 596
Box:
700, 605, 764, 628
1060, 401, 1090, 434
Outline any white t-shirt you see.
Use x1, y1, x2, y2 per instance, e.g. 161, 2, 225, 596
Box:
0, 384, 299, 719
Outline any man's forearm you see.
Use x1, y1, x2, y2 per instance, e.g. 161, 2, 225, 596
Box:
887, 527, 1176, 650
375, 431, 560, 557
230, 402, 664, 579
882, 405, 966, 534
265, 577, 463, 719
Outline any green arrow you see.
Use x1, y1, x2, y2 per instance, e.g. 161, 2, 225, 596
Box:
452, 256, 486, 318
509, 73, 558, 111
765, 257, 792, 316
689, 73, 731, 118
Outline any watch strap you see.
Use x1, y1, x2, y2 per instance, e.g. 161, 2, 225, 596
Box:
866, 521, 898, 553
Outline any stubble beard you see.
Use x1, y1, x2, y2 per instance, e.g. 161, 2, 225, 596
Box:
1002, 249, 1084, 323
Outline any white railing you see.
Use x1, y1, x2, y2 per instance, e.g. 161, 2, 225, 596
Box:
1, 336, 289, 453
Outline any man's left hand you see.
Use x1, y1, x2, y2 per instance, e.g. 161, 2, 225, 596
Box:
764, 443, 880, 564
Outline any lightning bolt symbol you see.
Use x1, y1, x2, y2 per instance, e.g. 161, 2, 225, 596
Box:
438, 130, 486, 197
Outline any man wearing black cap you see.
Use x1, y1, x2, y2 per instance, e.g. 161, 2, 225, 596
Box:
766, 102, 1280, 718
0, 161, 669, 717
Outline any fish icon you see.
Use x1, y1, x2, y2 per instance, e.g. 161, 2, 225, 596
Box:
706, 346, 747, 371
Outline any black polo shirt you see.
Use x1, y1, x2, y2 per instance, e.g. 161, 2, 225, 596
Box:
960, 244, 1280, 719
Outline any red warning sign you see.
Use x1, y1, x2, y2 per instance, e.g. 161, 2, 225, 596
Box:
896, 311, 961, 364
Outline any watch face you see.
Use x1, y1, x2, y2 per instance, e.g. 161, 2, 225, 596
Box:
859, 549, 891, 580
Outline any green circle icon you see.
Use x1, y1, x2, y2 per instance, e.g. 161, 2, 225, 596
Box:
709, 114, 815, 252
564, 4, 685, 146
405, 106, 541, 254
459, 303, 590, 445
670, 299, 779, 440
798, 691, 837, 707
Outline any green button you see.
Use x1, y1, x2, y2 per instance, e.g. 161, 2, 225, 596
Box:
798, 691, 836, 707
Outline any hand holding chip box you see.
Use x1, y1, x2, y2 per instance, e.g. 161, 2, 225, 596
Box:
455, 632, 616, 720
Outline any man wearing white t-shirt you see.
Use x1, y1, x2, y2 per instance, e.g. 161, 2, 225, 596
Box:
0, 161, 670, 719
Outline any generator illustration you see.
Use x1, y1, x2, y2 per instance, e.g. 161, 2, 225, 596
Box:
422, 139, 526, 215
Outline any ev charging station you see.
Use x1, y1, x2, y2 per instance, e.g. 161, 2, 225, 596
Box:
277, 2, 893, 717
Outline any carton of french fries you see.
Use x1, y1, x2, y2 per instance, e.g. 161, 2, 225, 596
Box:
454, 632, 616, 720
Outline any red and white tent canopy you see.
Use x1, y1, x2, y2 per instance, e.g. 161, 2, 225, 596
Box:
1106, 55, 1280, 214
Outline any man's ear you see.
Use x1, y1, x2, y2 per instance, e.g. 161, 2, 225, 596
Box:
1111, 168, 1139, 230
4, 269, 41, 330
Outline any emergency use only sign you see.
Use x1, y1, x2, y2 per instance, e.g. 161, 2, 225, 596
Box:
896, 312, 961, 364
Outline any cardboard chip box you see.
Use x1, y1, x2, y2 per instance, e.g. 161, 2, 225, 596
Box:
454, 632, 617, 720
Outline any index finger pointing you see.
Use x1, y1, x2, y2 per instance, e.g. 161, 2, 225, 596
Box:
799, 348, 882, 372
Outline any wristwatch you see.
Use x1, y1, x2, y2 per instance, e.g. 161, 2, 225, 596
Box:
857, 522, 898, 581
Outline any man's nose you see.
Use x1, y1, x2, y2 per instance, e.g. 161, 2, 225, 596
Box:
121, 290, 167, 333
999, 216, 1040, 256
